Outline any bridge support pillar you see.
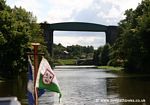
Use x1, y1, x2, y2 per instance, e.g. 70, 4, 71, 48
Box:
106, 26, 118, 45
41, 23, 53, 56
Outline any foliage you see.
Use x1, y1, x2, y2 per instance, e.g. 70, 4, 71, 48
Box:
93, 46, 103, 65
93, 44, 110, 66
111, 0, 150, 72
66, 45, 94, 59
53, 43, 66, 59
100, 44, 110, 65
53, 43, 94, 59
0, 0, 49, 76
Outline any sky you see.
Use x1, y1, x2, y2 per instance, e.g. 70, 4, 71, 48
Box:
6, 0, 142, 49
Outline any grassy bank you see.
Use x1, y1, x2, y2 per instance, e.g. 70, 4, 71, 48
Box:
97, 66, 124, 72
54, 59, 77, 65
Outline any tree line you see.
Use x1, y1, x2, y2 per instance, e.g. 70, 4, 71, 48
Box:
94, 0, 150, 73
53, 43, 94, 59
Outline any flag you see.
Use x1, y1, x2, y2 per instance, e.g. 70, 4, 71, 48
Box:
27, 57, 34, 105
36, 57, 62, 100
27, 57, 45, 105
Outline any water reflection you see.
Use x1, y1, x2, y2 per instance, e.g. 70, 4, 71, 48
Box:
0, 73, 28, 105
54, 68, 117, 105
106, 76, 150, 105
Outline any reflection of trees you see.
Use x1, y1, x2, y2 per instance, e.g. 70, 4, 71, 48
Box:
0, 73, 27, 104
106, 78, 119, 98
106, 76, 150, 105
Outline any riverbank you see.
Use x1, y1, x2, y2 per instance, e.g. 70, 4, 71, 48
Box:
54, 59, 77, 65
97, 66, 124, 73
54, 59, 93, 65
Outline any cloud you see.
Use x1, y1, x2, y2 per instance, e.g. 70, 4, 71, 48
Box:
98, 6, 120, 19
101, 0, 141, 10
54, 33, 105, 48
78, 36, 105, 48
54, 31, 104, 37
6, 0, 142, 24
46, 0, 94, 23
6, 0, 50, 22
99, 0, 142, 21
46, 9, 73, 23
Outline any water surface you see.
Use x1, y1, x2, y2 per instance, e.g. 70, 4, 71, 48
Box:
0, 66, 150, 105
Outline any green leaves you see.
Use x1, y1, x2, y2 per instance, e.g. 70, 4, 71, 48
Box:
0, 32, 7, 45
111, 0, 150, 72
93, 44, 110, 66
0, 0, 48, 76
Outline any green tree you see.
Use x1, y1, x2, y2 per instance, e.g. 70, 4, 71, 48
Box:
111, 0, 150, 72
66, 45, 94, 59
0, 1, 49, 76
53, 43, 66, 59
93, 46, 103, 65
100, 44, 110, 66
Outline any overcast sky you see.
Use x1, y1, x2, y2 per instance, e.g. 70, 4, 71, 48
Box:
6, 0, 142, 49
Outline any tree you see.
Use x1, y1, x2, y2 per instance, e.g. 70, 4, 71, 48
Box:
53, 43, 66, 59
93, 46, 103, 65
100, 44, 110, 66
0, 1, 49, 76
111, 0, 150, 72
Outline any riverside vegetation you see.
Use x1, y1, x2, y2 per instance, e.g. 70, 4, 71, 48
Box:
0, 0, 50, 78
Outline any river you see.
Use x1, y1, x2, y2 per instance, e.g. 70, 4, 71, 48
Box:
0, 66, 150, 105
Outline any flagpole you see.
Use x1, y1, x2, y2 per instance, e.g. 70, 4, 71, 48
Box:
32, 43, 40, 105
